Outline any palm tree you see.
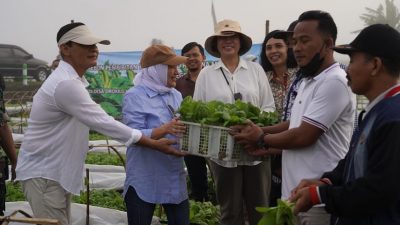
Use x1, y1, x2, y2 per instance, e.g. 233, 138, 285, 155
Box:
359, 0, 400, 31
359, 0, 400, 30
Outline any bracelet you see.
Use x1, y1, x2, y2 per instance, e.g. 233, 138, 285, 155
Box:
256, 133, 269, 150
308, 185, 321, 205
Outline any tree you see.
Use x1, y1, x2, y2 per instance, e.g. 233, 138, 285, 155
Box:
359, 0, 400, 31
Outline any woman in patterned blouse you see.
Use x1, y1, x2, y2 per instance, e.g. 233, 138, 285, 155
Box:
260, 30, 298, 118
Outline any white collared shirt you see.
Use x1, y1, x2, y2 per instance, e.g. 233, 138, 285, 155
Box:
193, 59, 275, 167
16, 60, 142, 194
282, 63, 356, 199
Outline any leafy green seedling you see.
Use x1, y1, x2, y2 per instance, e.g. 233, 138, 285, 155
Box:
256, 199, 295, 225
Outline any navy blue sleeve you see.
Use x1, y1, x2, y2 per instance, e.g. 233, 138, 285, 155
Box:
319, 122, 400, 216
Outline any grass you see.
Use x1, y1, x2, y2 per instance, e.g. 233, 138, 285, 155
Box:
5, 182, 25, 202
89, 131, 108, 141
72, 189, 126, 211
85, 152, 125, 166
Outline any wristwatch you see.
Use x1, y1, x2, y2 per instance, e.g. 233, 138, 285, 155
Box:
256, 133, 269, 150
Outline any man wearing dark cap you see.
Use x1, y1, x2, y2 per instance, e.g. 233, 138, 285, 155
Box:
15, 22, 184, 225
290, 24, 400, 225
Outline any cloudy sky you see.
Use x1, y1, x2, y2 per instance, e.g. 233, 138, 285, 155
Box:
0, 0, 384, 63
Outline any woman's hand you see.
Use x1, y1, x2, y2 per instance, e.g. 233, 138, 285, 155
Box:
152, 138, 187, 157
136, 136, 187, 157
162, 118, 186, 137
151, 118, 186, 139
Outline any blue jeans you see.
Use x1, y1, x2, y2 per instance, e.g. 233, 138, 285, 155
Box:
125, 186, 189, 225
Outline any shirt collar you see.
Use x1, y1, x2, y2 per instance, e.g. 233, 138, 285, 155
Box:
58, 60, 90, 87
142, 85, 164, 98
365, 83, 400, 116
214, 58, 249, 72
266, 71, 273, 81
311, 62, 340, 81
184, 73, 196, 83
266, 70, 291, 82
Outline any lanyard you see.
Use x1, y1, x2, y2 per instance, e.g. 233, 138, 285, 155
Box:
220, 68, 237, 100
283, 72, 302, 120
220, 67, 231, 87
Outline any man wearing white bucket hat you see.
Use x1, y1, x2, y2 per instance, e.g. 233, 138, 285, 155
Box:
15, 22, 184, 225
194, 19, 275, 225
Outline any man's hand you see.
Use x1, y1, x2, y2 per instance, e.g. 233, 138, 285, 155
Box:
289, 187, 314, 215
228, 124, 248, 136
230, 121, 272, 156
290, 179, 323, 198
289, 179, 326, 215
231, 121, 264, 146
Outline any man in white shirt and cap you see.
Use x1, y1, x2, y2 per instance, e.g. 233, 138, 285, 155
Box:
15, 22, 185, 225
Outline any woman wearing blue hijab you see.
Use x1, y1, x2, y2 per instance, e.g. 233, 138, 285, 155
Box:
122, 45, 189, 225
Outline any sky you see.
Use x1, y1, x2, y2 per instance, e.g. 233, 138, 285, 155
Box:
0, 0, 386, 64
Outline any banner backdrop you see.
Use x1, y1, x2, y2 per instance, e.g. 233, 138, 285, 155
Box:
85, 44, 262, 119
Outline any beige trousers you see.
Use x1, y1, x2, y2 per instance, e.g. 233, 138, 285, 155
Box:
297, 206, 331, 225
21, 178, 71, 225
